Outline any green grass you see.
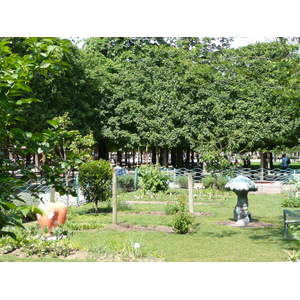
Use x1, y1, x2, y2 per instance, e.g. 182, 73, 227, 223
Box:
250, 161, 300, 169
0, 189, 299, 262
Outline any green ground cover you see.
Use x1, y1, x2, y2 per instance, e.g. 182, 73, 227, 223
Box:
0, 189, 299, 262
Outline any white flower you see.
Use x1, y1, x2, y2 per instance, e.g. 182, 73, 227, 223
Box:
133, 243, 140, 249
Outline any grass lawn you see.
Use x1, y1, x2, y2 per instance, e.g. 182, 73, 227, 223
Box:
1, 187, 299, 262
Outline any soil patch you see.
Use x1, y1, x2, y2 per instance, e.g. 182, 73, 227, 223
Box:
126, 200, 221, 205
216, 220, 275, 228
121, 211, 213, 216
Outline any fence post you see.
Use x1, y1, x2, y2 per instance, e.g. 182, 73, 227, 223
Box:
50, 186, 55, 203
188, 173, 194, 213
112, 172, 118, 225
75, 175, 79, 206
134, 167, 138, 190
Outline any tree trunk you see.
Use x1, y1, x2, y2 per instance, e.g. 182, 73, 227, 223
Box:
98, 139, 109, 160
146, 146, 149, 165
186, 149, 190, 168
117, 151, 122, 164
266, 152, 273, 169
171, 148, 177, 167
162, 145, 168, 167
259, 151, 266, 181
152, 146, 157, 164
177, 145, 184, 168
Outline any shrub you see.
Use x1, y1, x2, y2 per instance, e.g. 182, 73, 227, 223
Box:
78, 159, 113, 212
281, 197, 300, 208
202, 174, 217, 189
215, 175, 229, 190
176, 175, 188, 189
201, 174, 229, 190
165, 202, 181, 215
137, 165, 169, 195
118, 173, 135, 192
167, 198, 196, 234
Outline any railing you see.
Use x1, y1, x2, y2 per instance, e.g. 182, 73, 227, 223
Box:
158, 167, 300, 184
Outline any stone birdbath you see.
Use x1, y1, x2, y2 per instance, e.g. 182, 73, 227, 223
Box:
225, 175, 258, 226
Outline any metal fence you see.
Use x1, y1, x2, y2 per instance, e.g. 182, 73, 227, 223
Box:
13, 167, 300, 207
158, 167, 300, 185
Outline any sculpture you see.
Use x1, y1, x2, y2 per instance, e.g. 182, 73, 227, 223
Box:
225, 175, 258, 226
36, 201, 67, 236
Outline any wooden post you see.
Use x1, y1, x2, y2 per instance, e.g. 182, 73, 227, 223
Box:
188, 173, 194, 213
50, 187, 55, 203
112, 172, 118, 225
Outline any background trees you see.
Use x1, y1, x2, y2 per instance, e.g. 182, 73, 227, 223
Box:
77, 37, 300, 168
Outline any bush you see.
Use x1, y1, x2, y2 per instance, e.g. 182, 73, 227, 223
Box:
137, 165, 169, 195
165, 202, 181, 215
118, 173, 135, 192
215, 175, 229, 190
202, 174, 216, 189
167, 198, 196, 234
78, 159, 113, 212
281, 197, 300, 208
176, 175, 188, 189
201, 174, 229, 190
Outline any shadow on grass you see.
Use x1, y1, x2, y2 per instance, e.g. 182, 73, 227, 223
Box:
247, 226, 299, 249
77, 206, 112, 215
205, 230, 239, 238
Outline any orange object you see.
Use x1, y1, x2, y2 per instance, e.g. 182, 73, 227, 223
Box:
37, 202, 67, 235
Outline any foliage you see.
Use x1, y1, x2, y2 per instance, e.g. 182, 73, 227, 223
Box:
0, 224, 76, 257
165, 201, 182, 215
202, 174, 217, 189
175, 175, 188, 189
215, 175, 229, 190
167, 197, 196, 234
281, 197, 300, 208
65, 221, 104, 231
201, 174, 229, 190
78, 159, 113, 212
0, 37, 77, 238
137, 165, 169, 195
283, 249, 300, 262
117, 173, 135, 192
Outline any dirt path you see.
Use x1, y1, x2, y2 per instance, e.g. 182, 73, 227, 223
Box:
125, 200, 222, 205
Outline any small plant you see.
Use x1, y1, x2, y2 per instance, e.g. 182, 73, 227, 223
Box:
65, 222, 104, 231
281, 197, 300, 208
283, 249, 300, 262
117, 173, 135, 192
167, 198, 197, 234
0, 224, 77, 258
175, 175, 188, 189
117, 199, 131, 211
165, 201, 181, 215
137, 164, 169, 196
215, 175, 229, 190
202, 174, 217, 189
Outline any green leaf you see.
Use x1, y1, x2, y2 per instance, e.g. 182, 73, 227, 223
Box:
16, 98, 41, 105
41, 165, 52, 173
3, 202, 17, 210
0, 231, 17, 240
47, 119, 60, 127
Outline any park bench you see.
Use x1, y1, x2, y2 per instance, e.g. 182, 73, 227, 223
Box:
283, 209, 300, 239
